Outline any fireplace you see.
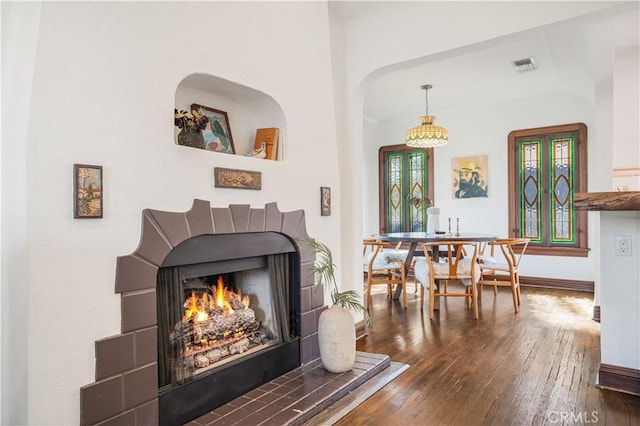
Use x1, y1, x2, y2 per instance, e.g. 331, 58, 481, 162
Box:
80, 200, 323, 426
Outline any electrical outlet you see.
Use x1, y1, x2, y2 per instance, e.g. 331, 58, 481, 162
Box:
615, 235, 632, 256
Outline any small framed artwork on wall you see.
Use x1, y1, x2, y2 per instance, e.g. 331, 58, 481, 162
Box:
73, 164, 103, 218
214, 167, 262, 190
191, 103, 236, 154
451, 155, 488, 199
321, 187, 331, 216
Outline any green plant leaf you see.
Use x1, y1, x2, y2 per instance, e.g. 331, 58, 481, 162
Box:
302, 237, 369, 326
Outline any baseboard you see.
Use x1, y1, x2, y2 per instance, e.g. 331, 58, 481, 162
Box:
592, 305, 600, 322
597, 363, 640, 396
519, 275, 594, 293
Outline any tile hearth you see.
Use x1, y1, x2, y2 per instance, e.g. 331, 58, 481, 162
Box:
187, 352, 391, 426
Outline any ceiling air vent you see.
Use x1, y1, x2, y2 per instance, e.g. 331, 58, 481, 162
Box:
512, 57, 536, 73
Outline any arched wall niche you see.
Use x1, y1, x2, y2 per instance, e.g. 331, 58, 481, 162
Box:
175, 73, 286, 159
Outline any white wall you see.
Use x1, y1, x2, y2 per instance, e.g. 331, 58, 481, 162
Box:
599, 10, 640, 372
1, 2, 42, 424
2, 2, 339, 424
600, 211, 640, 369
612, 10, 640, 191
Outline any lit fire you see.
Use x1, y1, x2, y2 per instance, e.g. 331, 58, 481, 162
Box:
183, 276, 250, 323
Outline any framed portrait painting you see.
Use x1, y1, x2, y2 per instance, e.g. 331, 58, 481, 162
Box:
191, 103, 236, 154
451, 155, 488, 199
74, 164, 103, 218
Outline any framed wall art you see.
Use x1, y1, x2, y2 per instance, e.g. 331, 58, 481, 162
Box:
74, 164, 103, 218
320, 187, 331, 216
451, 155, 488, 199
214, 167, 261, 190
191, 103, 236, 154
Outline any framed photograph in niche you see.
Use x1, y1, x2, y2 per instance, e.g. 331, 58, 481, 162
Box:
321, 187, 331, 216
191, 103, 236, 154
451, 155, 488, 199
73, 164, 103, 218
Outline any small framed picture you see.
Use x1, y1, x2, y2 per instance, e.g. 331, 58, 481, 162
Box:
74, 164, 103, 218
452, 155, 488, 199
191, 103, 236, 154
320, 187, 331, 216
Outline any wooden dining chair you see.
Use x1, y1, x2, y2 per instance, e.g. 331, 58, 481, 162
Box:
477, 238, 530, 313
363, 239, 408, 310
413, 241, 481, 320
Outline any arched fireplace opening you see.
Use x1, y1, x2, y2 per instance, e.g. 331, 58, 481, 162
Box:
156, 232, 301, 425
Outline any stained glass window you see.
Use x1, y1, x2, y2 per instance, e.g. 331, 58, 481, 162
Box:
550, 137, 574, 243
520, 140, 542, 243
387, 154, 404, 233
508, 123, 587, 256
380, 146, 433, 233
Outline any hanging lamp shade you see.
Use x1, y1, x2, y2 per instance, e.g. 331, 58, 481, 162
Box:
405, 85, 449, 148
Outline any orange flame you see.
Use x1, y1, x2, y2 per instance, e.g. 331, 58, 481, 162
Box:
183, 291, 210, 323
183, 276, 250, 323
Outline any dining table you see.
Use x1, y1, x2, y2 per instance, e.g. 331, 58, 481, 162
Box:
375, 231, 498, 304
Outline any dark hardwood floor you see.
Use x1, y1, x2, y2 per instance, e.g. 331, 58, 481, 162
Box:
335, 284, 640, 425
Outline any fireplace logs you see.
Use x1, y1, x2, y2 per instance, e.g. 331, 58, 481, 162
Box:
169, 276, 277, 378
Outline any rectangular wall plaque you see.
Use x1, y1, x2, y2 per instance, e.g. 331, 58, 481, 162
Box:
214, 167, 262, 190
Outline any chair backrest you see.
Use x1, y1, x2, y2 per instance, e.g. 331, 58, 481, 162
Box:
489, 238, 529, 270
421, 241, 480, 279
363, 238, 380, 257
363, 239, 386, 272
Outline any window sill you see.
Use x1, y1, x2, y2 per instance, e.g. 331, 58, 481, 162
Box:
526, 246, 589, 257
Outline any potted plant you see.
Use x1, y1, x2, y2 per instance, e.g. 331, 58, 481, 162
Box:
305, 238, 367, 373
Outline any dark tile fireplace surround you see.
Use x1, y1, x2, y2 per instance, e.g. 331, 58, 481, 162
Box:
79, 200, 327, 425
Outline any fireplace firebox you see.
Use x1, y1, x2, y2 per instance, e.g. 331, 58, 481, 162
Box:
156, 232, 301, 425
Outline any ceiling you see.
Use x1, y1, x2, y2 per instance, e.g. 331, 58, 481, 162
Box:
331, 2, 639, 125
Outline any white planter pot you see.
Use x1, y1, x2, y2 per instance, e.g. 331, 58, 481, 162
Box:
318, 305, 356, 373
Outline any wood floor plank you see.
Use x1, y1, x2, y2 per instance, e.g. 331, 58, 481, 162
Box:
328, 286, 640, 426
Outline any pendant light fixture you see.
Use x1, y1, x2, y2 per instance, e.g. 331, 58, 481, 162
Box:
405, 84, 448, 148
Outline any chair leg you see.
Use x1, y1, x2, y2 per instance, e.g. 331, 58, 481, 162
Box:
465, 287, 471, 309
419, 284, 424, 311
471, 282, 479, 319
510, 275, 519, 313
429, 282, 435, 320
401, 267, 408, 309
